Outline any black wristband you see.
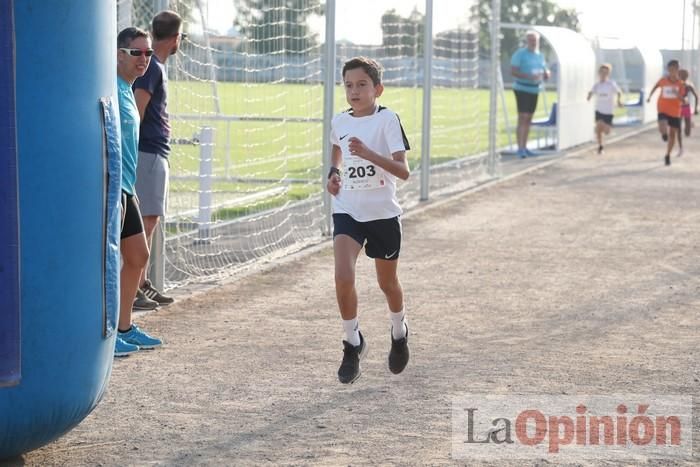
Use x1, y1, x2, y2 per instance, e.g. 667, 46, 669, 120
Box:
328, 167, 341, 179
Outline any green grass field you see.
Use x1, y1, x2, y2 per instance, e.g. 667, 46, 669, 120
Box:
167, 81, 556, 180
164, 81, 634, 220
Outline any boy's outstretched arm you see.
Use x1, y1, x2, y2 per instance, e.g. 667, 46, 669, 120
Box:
647, 83, 659, 102
689, 85, 699, 113
347, 137, 410, 180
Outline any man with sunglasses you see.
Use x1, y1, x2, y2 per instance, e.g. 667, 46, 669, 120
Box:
132, 10, 185, 310
115, 27, 163, 356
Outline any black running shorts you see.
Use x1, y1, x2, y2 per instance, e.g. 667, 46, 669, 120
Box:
333, 213, 402, 260
658, 112, 681, 129
514, 90, 539, 114
595, 111, 614, 126
121, 191, 145, 240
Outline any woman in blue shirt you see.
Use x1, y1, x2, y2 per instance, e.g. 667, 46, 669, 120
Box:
115, 27, 163, 356
511, 31, 550, 158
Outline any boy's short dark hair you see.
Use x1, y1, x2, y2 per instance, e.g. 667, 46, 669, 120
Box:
667, 59, 680, 69
152, 10, 183, 41
117, 27, 149, 49
342, 57, 383, 86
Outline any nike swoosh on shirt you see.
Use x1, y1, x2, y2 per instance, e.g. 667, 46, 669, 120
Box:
384, 250, 398, 259
339, 134, 349, 140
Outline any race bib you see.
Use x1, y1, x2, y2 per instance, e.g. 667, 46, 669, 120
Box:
343, 156, 385, 190
662, 86, 679, 99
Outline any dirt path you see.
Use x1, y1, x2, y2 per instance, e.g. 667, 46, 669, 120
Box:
15, 129, 700, 466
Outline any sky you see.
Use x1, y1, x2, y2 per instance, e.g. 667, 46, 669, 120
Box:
202, 0, 698, 51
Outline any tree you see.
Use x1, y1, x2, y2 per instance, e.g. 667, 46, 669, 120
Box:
472, 0, 580, 57
233, 0, 323, 55
380, 8, 424, 57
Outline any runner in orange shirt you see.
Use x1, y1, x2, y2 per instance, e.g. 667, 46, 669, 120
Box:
648, 60, 685, 166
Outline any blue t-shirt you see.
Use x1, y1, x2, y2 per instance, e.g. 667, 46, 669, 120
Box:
117, 76, 140, 195
511, 48, 547, 94
133, 55, 171, 156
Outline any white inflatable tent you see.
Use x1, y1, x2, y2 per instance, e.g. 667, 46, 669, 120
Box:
533, 25, 596, 150
595, 37, 663, 124
638, 45, 663, 123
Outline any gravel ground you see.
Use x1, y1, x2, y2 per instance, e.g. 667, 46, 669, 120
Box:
9, 128, 700, 466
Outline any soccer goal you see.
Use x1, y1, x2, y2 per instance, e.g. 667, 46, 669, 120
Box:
117, 0, 493, 290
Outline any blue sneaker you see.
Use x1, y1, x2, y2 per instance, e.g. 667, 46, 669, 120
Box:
517, 149, 527, 159
114, 336, 139, 357
524, 148, 536, 157
119, 324, 162, 349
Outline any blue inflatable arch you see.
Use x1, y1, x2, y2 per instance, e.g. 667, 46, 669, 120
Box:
1, 0, 121, 458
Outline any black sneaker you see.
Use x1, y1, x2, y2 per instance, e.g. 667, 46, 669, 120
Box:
665, 154, 671, 166
388, 323, 410, 375
141, 279, 174, 306
133, 289, 159, 311
338, 332, 367, 384
597, 145, 603, 154
662, 133, 669, 142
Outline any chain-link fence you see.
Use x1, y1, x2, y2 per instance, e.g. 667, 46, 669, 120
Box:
117, 0, 502, 289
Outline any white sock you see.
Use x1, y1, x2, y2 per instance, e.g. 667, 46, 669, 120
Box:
390, 308, 407, 340
342, 317, 361, 347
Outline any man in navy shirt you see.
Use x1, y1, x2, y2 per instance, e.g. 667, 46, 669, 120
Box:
133, 10, 185, 309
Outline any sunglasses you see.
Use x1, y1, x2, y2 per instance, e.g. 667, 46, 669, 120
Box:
120, 48, 154, 57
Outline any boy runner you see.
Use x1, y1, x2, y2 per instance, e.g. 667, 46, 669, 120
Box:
587, 63, 623, 154
327, 57, 411, 384
648, 60, 685, 165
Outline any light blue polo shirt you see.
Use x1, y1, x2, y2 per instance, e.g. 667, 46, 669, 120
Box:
511, 47, 547, 95
117, 76, 140, 195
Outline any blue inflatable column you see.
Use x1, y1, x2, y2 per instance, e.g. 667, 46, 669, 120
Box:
0, 0, 20, 390
0, 0, 122, 458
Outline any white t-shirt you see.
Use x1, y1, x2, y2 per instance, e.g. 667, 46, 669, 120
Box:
330, 106, 410, 222
590, 80, 621, 115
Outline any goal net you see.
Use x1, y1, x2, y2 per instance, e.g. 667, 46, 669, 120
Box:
117, 0, 483, 289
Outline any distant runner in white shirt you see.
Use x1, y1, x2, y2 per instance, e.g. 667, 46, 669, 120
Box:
587, 64, 623, 154
327, 56, 411, 384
